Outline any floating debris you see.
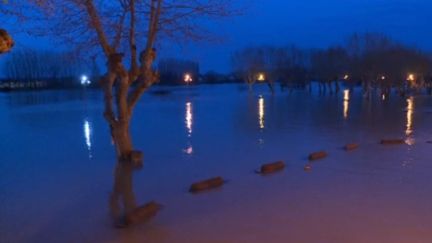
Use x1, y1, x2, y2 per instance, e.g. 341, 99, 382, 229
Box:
380, 139, 405, 145
150, 90, 172, 96
257, 161, 285, 174
189, 176, 224, 193
308, 151, 328, 161
344, 143, 359, 151
124, 201, 162, 226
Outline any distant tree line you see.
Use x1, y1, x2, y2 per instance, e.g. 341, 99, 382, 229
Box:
231, 33, 432, 96
1, 48, 99, 89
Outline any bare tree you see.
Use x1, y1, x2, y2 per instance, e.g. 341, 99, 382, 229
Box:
3, 0, 235, 226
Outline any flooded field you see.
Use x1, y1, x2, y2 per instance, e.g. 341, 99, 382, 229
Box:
1, 84, 432, 243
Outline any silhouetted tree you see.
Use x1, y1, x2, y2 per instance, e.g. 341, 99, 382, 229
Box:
3, 49, 88, 81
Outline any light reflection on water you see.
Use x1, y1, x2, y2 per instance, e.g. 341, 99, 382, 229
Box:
184, 101, 194, 155
3, 85, 432, 242
185, 101, 193, 136
258, 96, 265, 129
83, 119, 93, 158
405, 96, 415, 145
343, 89, 350, 119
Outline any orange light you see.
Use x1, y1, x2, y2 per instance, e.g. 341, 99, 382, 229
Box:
184, 73, 193, 83
407, 74, 415, 81
257, 73, 265, 82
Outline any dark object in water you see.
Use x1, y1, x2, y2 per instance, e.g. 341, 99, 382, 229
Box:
308, 151, 327, 161
124, 201, 162, 226
380, 139, 405, 145
151, 90, 171, 96
426, 141, 432, 144
344, 143, 359, 151
189, 177, 224, 193
258, 161, 285, 174
304, 163, 312, 172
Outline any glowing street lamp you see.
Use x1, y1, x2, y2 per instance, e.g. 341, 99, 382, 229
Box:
257, 73, 266, 82
343, 74, 349, 80
407, 73, 415, 81
184, 73, 193, 84
381, 75, 386, 80
80, 75, 91, 86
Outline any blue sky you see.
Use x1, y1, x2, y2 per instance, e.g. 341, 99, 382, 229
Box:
2, 0, 432, 73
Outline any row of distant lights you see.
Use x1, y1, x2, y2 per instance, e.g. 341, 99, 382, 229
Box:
80, 73, 416, 85
255, 73, 416, 82
344, 73, 416, 81
81, 73, 194, 85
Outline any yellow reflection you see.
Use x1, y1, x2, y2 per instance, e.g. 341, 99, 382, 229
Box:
406, 97, 414, 136
185, 101, 193, 136
258, 96, 265, 129
343, 89, 350, 119
343, 89, 350, 101
83, 119, 93, 158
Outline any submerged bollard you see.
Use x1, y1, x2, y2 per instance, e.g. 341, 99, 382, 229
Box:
125, 201, 162, 225
258, 161, 285, 174
308, 151, 328, 161
380, 139, 405, 145
189, 176, 224, 193
344, 143, 359, 151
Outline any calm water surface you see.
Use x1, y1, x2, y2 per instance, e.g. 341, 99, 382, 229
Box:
1, 84, 432, 243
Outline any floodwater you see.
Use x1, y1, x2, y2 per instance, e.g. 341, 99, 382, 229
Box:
1, 84, 432, 243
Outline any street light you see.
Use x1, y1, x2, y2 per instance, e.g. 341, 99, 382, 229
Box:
257, 73, 265, 82
80, 75, 91, 86
343, 74, 349, 80
407, 73, 415, 81
184, 73, 193, 84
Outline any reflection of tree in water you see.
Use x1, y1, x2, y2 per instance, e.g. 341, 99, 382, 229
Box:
109, 131, 162, 228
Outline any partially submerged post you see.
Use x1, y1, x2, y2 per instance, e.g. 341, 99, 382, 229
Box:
308, 151, 328, 161
380, 139, 405, 145
344, 143, 359, 151
189, 177, 225, 193
124, 201, 162, 226
258, 161, 286, 174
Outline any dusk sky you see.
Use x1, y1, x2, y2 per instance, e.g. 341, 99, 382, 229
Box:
3, 0, 432, 73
